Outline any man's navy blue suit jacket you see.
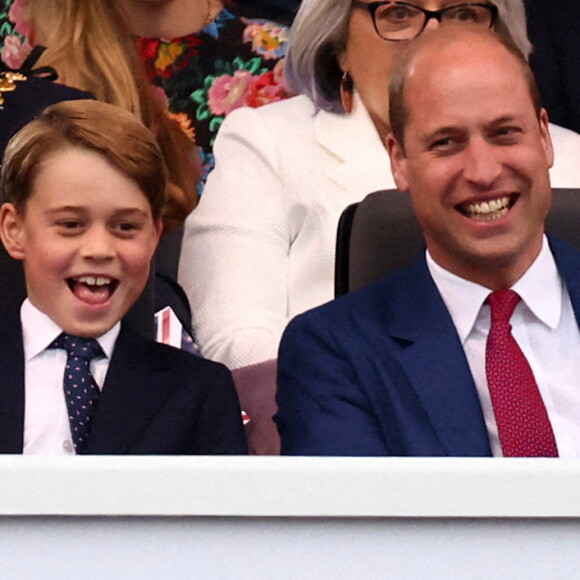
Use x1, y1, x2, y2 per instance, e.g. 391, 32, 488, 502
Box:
276, 236, 580, 456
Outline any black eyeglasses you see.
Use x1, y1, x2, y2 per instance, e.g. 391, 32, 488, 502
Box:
352, 1, 498, 41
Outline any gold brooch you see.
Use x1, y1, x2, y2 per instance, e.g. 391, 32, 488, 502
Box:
0, 72, 27, 106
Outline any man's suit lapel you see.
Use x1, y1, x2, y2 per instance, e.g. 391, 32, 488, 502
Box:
314, 95, 396, 195
84, 325, 172, 454
551, 236, 580, 324
0, 310, 25, 453
381, 256, 492, 456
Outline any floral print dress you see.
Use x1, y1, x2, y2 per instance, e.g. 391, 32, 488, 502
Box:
1, 0, 33, 70
0, 0, 290, 191
137, 4, 289, 190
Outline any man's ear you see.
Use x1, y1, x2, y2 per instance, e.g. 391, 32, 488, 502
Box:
386, 132, 410, 192
0, 203, 26, 260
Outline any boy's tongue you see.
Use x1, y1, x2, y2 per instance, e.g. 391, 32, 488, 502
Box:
73, 283, 111, 305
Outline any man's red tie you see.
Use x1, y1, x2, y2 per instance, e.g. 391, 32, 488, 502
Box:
485, 289, 558, 457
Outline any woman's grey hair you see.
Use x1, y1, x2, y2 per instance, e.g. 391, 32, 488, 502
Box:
285, 0, 533, 113
284, 0, 352, 113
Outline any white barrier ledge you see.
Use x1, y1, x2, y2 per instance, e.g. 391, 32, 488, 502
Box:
0, 455, 579, 517
3, 457, 580, 578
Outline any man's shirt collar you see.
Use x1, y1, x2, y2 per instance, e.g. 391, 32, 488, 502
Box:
427, 235, 562, 343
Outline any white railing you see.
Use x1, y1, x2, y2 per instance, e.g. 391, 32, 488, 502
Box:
1, 456, 579, 578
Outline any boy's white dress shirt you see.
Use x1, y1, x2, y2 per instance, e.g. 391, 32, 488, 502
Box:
20, 299, 119, 455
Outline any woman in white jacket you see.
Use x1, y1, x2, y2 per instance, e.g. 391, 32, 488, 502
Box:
179, 0, 580, 370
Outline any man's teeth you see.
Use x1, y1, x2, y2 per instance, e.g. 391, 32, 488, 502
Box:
464, 196, 511, 220
77, 276, 110, 286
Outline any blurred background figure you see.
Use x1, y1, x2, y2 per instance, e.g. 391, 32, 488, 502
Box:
1, 0, 199, 233
524, 0, 580, 134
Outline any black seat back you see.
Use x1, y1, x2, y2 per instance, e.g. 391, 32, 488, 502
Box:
335, 188, 580, 296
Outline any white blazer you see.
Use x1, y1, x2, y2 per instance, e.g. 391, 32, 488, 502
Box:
548, 122, 580, 187
178, 94, 394, 369
178, 93, 580, 369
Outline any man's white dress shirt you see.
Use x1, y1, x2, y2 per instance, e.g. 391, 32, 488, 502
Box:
428, 236, 580, 457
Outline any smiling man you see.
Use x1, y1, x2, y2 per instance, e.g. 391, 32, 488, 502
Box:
387, 26, 554, 292
275, 27, 580, 458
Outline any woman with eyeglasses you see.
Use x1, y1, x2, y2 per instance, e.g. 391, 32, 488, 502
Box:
179, 0, 580, 371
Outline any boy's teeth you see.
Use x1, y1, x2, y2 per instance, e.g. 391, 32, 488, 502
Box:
77, 276, 110, 286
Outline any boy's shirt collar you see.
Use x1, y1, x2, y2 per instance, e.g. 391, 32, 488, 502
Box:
21, 298, 120, 362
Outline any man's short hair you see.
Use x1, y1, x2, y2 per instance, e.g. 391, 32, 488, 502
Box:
1, 99, 167, 218
389, 28, 543, 153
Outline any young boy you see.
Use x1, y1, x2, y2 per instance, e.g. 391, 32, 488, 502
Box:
0, 99, 247, 455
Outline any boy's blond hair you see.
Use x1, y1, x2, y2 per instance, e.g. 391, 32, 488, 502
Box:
1, 99, 166, 219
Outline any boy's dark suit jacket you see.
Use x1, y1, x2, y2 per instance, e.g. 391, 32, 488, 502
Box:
0, 312, 247, 454
276, 236, 580, 456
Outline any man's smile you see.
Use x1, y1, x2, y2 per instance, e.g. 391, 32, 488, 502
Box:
456, 194, 518, 221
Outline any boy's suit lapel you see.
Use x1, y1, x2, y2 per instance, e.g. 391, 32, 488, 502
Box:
83, 325, 173, 454
0, 314, 191, 456
0, 310, 25, 453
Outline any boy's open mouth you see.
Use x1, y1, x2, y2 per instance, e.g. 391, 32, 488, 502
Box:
456, 194, 518, 221
67, 275, 119, 305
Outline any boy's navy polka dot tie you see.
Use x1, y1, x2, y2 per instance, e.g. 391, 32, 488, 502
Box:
485, 289, 558, 457
49, 333, 105, 453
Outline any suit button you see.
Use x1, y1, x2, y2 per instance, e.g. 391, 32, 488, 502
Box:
63, 440, 74, 453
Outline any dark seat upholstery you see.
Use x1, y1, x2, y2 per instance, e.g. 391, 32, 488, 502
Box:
335, 188, 580, 296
